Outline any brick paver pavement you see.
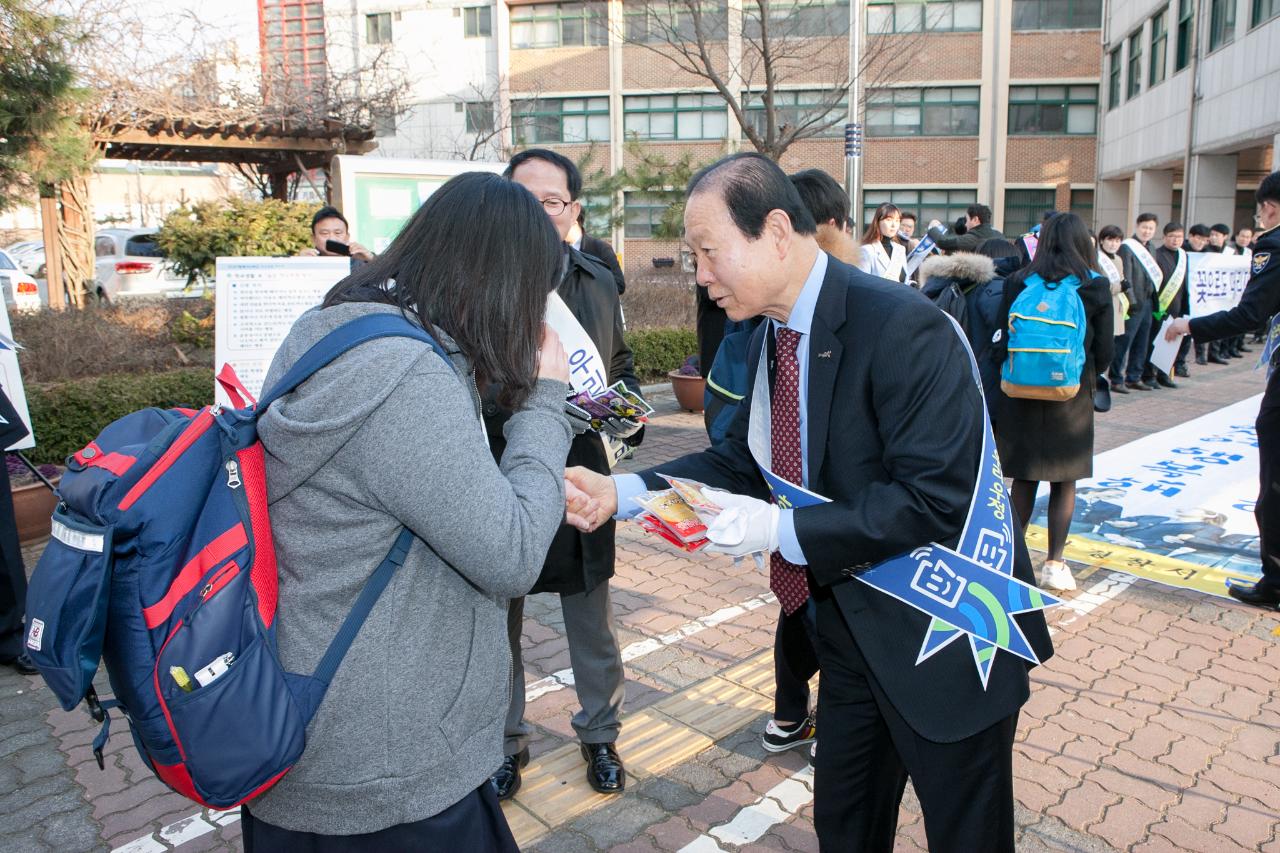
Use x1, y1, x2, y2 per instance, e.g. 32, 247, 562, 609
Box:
0, 355, 1277, 852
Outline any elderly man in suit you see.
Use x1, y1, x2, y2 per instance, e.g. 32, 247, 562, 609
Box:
566, 152, 1052, 852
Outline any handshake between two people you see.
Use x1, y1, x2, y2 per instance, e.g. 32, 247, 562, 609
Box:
561, 466, 782, 559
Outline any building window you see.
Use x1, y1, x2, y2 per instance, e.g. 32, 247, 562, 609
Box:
625, 3, 727, 42
1005, 189, 1056, 237
511, 2, 608, 49
625, 193, 677, 239
1070, 188, 1094, 225
512, 97, 610, 143
1208, 0, 1236, 49
464, 5, 492, 37
464, 101, 494, 134
261, 0, 327, 98
1107, 47, 1122, 110
366, 12, 393, 44
1126, 30, 1143, 99
744, 89, 849, 138
1012, 0, 1102, 29
1254, 0, 1280, 26
866, 0, 983, 33
1008, 85, 1097, 135
865, 86, 979, 137
1149, 7, 1168, 86
371, 108, 396, 137
744, 0, 850, 38
624, 94, 728, 140
1175, 0, 1193, 69
863, 188, 976, 226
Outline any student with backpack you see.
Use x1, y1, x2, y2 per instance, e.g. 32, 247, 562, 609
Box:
995, 213, 1114, 592
245, 173, 577, 848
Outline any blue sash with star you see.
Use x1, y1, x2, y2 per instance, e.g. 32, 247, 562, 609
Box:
747, 316, 1060, 688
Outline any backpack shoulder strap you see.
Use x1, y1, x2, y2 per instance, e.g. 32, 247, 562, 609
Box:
257, 313, 455, 413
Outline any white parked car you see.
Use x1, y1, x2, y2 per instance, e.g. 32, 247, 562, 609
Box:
93, 228, 190, 301
0, 249, 43, 312
5, 241, 46, 277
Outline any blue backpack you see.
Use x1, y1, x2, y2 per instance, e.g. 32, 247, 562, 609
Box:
1000, 273, 1087, 401
24, 314, 451, 809
703, 317, 762, 445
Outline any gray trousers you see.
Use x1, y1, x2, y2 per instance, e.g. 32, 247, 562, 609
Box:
504, 581, 625, 756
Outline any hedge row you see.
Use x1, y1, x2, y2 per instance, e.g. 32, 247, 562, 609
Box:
23, 329, 696, 464
26, 368, 215, 465
624, 327, 698, 383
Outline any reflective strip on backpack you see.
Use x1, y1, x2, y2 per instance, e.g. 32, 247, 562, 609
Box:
1008, 313, 1079, 328
51, 518, 105, 553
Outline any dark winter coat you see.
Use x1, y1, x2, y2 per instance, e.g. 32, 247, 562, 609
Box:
927, 222, 1008, 254
483, 246, 642, 595
918, 253, 1004, 419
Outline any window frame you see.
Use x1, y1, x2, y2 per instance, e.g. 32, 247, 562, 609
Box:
1208, 0, 1237, 50
1004, 189, 1058, 238
743, 0, 851, 38
1011, 0, 1103, 30
1107, 46, 1122, 110
624, 192, 678, 239
365, 11, 393, 44
864, 85, 981, 137
510, 2, 609, 49
1149, 7, 1168, 87
742, 89, 851, 139
1254, 0, 1280, 26
1069, 188, 1095, 227
624, 2, 728, 43
512, 96, 611, 144
865, 0, 984, 34
1126, 29, 1143, 99
464, 101, 495, 134
623, 94, 729, 141
862, 188, 977, 229
1008, 84, 1098, 135
463, 5, 492, 37
1175, 0, 1193, 69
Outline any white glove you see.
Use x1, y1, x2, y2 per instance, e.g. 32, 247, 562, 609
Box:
702, 490, 780, 557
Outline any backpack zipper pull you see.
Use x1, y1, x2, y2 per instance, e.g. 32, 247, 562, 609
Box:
225, 460, 241, 490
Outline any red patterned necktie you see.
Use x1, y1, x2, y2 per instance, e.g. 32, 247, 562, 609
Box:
770, 327, 810, 615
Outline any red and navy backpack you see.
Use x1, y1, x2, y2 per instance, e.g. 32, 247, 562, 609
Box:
24, 314, 450, 809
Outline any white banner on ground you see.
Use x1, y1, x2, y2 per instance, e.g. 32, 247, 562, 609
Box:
0, 297, 33, 451
214, 257, 351, 405
1027, 394, 1264, 598
1187, 252, 1251, 318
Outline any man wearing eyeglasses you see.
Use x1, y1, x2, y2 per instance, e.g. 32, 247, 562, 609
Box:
484, 149, 643, 801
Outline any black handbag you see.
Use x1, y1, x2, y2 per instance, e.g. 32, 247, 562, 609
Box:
1093, 374, 1112, 413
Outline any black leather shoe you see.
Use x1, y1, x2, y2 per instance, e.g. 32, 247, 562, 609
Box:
1, 652, 38, 675
1226, 582, 1280, 610
1111, 382, 1130, 394
1209, 353, 1230, 364
1196, 355, 1208, 365
581, 742, 625, 794
1126, 381, 1152, 391
1228, 350, 1244, 359
1174, 364, 1190, 378
491, 748, 529, 801
1156, 373, 1178, 388
1142, 379, 1161, 390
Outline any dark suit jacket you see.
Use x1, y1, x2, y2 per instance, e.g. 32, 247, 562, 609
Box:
581, 234, 626, 295
638, 256, 1053, 742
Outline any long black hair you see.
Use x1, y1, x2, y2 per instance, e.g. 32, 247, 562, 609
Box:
1025, 212, 1100, 284
323, 172, 561, 410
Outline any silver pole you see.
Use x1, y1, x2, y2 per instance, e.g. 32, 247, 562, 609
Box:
845, 0, 864, 233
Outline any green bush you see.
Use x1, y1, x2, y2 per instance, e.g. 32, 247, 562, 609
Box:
625, 328, 697, 383
26, 368, 215, 464
156, 198, 319, 286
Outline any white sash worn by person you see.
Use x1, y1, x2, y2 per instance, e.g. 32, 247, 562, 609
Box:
1122, 238, 1164, 292
544, 291, 629, 469
1098, 251, 1128, 336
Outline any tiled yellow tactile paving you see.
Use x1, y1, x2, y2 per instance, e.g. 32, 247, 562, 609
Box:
653, 675, 773, 741
503, 650, 776, 846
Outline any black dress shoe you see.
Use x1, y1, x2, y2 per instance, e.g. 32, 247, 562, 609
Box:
0, 652, 38, 675
1174, 364, 1190, 378
1126, 381, 1152, 391
1156, 374, 1178, 388
581, 742, 625, 794
1209, 354, 1230, 364
1226, 582, 1280, 609
491, 748, 529, 800
1196, 355, 1208, 365
1228, 350, 1244, 358
1111, 382, 1130, 394
1142, 379, 1161, 390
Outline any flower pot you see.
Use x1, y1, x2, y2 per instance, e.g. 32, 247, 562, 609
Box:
12, 480, 59, 544
668, 371, 706, 413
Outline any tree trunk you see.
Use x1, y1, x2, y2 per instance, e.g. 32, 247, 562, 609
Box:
57, 175, 93, 309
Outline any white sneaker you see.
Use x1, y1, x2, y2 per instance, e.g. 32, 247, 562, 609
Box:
1040, 560, 1076, 591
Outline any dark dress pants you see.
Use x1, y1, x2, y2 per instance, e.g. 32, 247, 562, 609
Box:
810, 587, 1017, 853
773, 599, 820, 723
1256, 382, 1280, 592
241, 784, 518, 853
1111, 310, 1152, 384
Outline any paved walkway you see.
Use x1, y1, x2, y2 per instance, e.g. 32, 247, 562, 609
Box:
1, 355, 1277, 852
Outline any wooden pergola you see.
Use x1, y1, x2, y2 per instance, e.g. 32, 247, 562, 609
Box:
41, 118, 377, 309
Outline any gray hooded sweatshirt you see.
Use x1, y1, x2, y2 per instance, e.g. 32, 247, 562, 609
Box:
248, 301, 571, 834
